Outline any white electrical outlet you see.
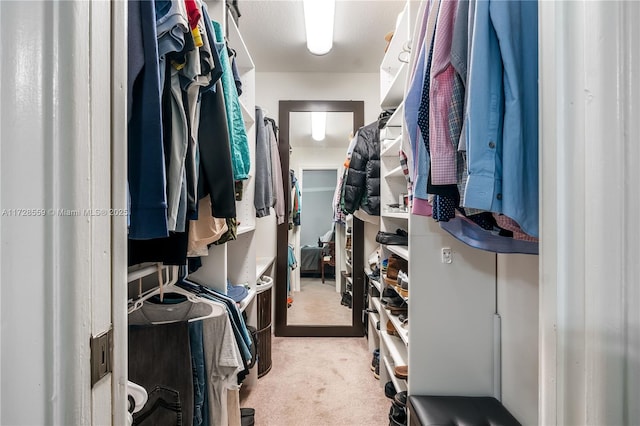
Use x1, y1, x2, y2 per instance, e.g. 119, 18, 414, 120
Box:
441, 248, 452, 264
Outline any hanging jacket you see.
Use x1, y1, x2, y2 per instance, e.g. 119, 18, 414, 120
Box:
342, 121, 380, 216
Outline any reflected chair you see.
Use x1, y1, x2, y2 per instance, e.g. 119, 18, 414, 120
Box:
321, 241, 335, 283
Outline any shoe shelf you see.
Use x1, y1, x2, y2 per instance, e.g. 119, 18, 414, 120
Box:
368, 309, 381, 332
381, 211, 409, 219
382, 356, 408, 393
387, 311, 409, 346
386, 245, 409, 261
380, 314, 408, 363
382, 278, 409, 303
371, 296, 382, 314
370, 276, 382, 293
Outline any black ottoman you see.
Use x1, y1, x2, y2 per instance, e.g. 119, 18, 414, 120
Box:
407, 395, 521, 426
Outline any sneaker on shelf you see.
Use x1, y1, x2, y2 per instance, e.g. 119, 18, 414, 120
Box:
370, 349, 380, 372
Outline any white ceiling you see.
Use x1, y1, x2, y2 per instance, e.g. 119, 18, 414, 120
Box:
238, 0, 408, 73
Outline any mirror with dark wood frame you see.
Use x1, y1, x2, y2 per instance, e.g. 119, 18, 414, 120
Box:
275, 100, 366, 337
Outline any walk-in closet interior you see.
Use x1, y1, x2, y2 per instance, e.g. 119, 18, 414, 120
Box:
1, 0, 640, 425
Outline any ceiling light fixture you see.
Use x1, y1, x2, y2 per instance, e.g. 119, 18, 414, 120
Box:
311, 111, 327, 141
303, 0, 336, 55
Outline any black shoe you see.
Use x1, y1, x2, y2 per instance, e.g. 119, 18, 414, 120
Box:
393, 391, 407, 408
384, 381, 397, 399
388, 403, 406, 426
370, 349, 379, 372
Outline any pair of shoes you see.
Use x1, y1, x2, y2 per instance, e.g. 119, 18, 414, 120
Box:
388, 401, 407, 425
371, 349, 380, 379
394, 365, 408, 380
340, 292, 352, 308
393, 391, 407, 409
375, 229, 408, 246
386, 298, 408, 316
384, 254, 408, 286
396, 271, 409, 297
386, 321, 399, 337
384, 381, 397, 399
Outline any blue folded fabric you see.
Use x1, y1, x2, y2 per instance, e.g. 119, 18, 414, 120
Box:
226, 281, 249, 302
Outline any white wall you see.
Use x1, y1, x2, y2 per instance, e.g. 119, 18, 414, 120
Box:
498, 255, 539, 425
256, 72, 380, 125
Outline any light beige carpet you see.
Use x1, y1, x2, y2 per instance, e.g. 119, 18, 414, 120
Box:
287, 278, 351, 326
240, 336, 391, 426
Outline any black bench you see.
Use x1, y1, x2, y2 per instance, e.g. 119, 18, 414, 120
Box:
407, 396, 521, 426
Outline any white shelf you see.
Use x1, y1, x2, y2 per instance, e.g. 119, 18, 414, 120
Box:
368, 311, 380, 331
239, 100, 255, 127
226, 8, 255, 71
384, 165, 404, 178
381, 136, 402, 157
386, 102, 404, 128
370, 276, 382, 293
256, 256, 275, 278
380, 62, 408, 110
382, 356, 408, 392
237, 224, 256, 235
381, 325, 408, 365
386, 245, 409, 260
127, 263, 163, 283
238, 288, 256, 312
388, 312, 409, 346
372, 296, 382, 314
381, 211, 409, 219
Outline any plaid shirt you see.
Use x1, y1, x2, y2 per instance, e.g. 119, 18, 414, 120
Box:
429, 0, 459, 185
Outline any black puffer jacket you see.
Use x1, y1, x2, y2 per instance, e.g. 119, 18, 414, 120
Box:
342, 121, 380, 216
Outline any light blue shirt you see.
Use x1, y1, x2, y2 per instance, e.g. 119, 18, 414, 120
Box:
463, 0, 539, 237
404, 40, 430, 200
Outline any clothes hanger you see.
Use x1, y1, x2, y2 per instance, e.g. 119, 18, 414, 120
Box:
127, 265, 225, 321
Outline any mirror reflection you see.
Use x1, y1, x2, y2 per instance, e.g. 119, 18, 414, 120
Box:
286, 111, 354, 326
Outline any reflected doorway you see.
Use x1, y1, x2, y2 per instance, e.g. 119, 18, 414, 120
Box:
287, 168, 351, 326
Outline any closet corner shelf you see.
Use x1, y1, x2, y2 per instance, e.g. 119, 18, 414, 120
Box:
239, 100, 256, 127
381, 211, 409, 220
226, 9, 255, 71
380, 62, 408, 110
381, 136, 402, 158
384, 165, 404, 179
256, 256, 275, 279
238, 288, 256, 312
385, 245, 409, 260
386, 102, 405, 128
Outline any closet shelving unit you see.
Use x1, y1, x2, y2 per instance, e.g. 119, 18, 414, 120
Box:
373, 1, 412, 395
377, 4, 539, 424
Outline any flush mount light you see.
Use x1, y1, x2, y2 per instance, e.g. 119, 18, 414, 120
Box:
303, 0, 336, 55
311, 111, 327, 141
